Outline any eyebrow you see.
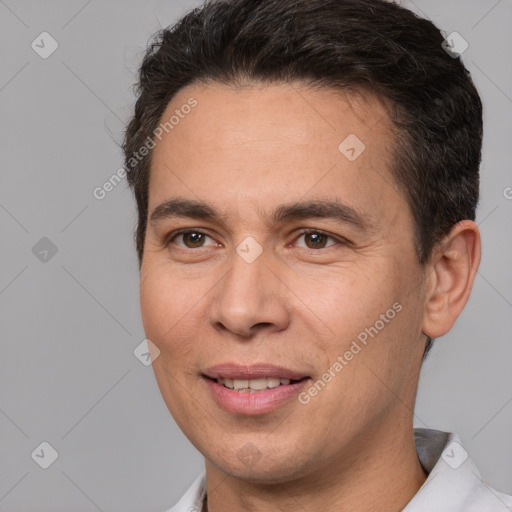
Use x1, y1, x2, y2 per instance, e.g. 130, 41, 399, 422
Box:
149, 197, 374, 232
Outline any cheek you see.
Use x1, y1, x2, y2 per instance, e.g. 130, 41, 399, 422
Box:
139, 267, 208, 427
297, 264, 410, 381
139, 265, 206, 357
290, 263, 399, 341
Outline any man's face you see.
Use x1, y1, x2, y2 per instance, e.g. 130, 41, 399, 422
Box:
140, 82, 428, 482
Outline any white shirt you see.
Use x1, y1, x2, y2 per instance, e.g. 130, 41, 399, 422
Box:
166, 428, 512, 511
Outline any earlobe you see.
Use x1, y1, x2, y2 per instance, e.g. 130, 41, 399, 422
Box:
421, 220, 481, 339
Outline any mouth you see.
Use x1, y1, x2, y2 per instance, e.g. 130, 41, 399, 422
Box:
201, 364, 311, 415
204, 375, 309, 392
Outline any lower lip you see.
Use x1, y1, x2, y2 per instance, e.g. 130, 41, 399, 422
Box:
203, 377, 310, 415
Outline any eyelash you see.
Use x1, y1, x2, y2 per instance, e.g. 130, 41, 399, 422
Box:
165, 228, 348, 251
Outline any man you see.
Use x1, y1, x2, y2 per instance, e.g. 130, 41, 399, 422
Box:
122, 0, 512, 510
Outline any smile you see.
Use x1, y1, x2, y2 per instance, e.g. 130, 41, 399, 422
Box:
215, 377, 303, 391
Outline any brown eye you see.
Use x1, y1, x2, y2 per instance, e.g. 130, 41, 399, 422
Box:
168, 230, 216, 249
304, 232, 328, 249
294, 230, 340, 250
182, 232, 206, 248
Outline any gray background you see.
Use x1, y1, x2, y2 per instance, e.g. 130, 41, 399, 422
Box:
1, 0, 511, 510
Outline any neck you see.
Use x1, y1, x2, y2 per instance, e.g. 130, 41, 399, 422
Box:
203, 424, 428, 512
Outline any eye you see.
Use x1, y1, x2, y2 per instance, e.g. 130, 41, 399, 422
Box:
293, 229, 343, 250
165, 228, 346, 251
167, 229, 219, 249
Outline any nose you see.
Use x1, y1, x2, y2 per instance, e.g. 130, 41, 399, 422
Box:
209, 246, 290, 339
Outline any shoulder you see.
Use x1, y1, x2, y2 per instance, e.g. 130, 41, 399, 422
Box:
164, 472, 206, 512
408, 428, 512, 511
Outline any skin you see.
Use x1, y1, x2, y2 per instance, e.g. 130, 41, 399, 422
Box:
139, 81, 481, 512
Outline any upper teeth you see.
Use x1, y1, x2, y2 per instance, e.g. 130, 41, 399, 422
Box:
217, 377, 292, 391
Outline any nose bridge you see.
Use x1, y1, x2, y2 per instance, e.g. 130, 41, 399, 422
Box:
210, 243, 289, 336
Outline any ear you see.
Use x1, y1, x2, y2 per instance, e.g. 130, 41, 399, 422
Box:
422, 220, 481, 339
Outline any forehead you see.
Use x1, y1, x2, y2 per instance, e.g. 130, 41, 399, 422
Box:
148, 81, 405, 229
157, 80, 393, 151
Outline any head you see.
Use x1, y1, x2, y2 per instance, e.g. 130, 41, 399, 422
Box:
123, 0, 482, 483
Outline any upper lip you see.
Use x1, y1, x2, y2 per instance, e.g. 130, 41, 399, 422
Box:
203, 363, 309, 381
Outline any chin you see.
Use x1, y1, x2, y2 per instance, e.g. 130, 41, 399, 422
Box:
206, 443, 313, 484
